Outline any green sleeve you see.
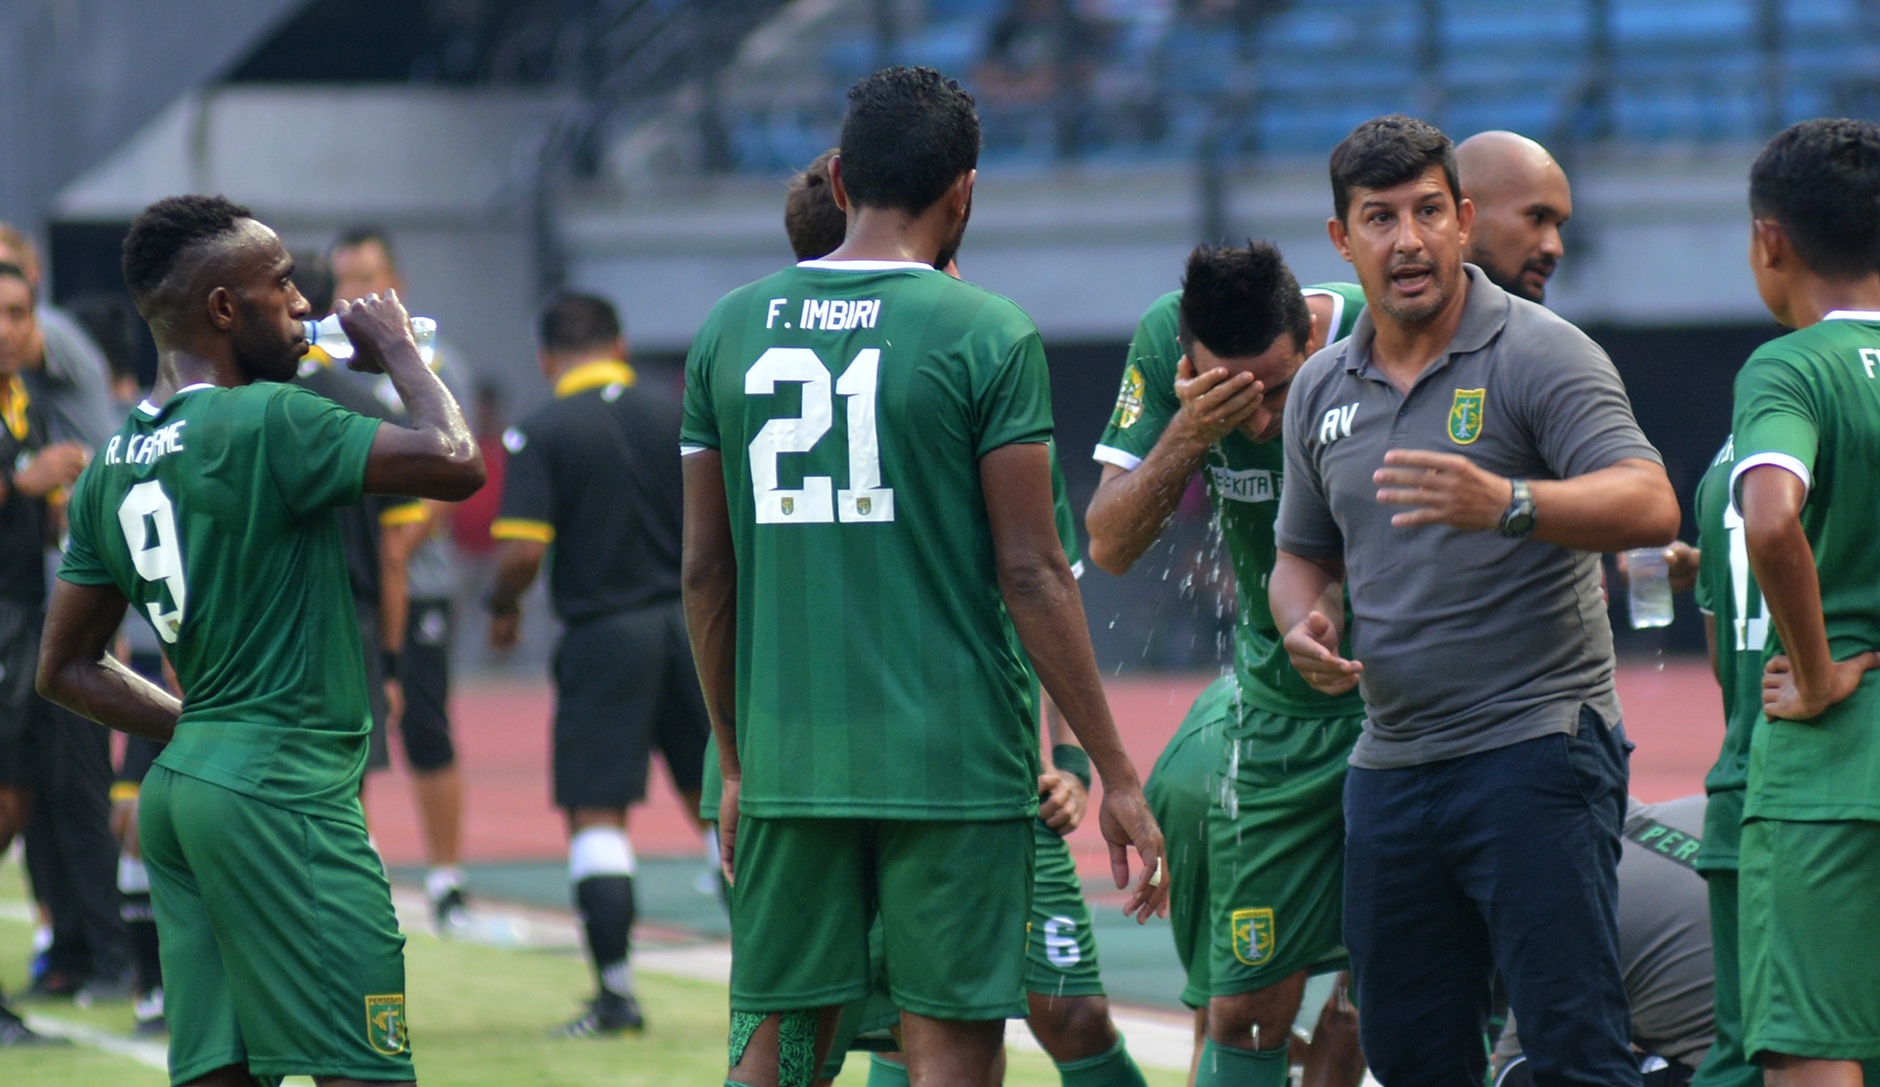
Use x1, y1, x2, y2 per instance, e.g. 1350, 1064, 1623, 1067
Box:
55, 467, 115, 587
1094, 291, 1183, 467
1731, 354, 1819, 502
1691, 474, 1714, 614
680, 310, 722, 452
1303, 282, 1367, 342
264, 385, 382, 517
973, 329, 1055, 458
1048, 444, 1080, 568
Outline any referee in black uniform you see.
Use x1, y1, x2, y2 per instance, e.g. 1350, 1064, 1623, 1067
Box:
485, 291, 709, 1037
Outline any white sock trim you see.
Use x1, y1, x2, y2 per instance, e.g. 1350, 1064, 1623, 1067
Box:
569, 826, 636, 881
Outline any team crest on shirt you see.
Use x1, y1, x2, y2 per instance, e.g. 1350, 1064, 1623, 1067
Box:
1231, 907, 1275, 965
365, 993, 409, 1056
780, 496, 795, 516
1448, 388, 1486, 445
1112, 365, 1146, 429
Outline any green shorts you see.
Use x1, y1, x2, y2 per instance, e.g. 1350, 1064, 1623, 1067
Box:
1208, 706, 1363, 997
817, 921, 898, 1082
1026, 816, 1105, 998
138, 767, 412, 1085
1696, 786, 1744, 873
729, 816, 1032, 1021
1695, 870, 1761, 1087
1145, 676, 1231, 1009
1741, 817, 1880, 1061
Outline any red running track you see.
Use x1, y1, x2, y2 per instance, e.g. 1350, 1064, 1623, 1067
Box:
365, 660, 1726, 875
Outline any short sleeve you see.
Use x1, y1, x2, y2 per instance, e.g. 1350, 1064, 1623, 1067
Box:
1048, 445, 1081, 571
56, 467, 115, 587
491, 422, 555, 544
1730, 354, 1818, 507
263, 386, 382, 518
680, 320, 721, 455
1274, 370, 1343, 558
1093, 294, 1182, 470
973, 329, 1055, 459
1513, 323, 1662, 480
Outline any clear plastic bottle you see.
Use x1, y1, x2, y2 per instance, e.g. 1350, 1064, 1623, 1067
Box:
303, 313, 437, 367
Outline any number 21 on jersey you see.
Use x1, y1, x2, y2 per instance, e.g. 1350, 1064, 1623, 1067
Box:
746, 346, 895, 524
116, 480, 188, 643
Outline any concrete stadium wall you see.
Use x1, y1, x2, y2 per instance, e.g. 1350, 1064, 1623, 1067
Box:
560, 144, 1769, 355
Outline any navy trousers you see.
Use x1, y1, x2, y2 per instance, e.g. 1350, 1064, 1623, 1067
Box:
1343, 706, 1639, 1087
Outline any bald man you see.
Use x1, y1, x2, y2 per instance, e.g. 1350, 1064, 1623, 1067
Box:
1456, 131, 1573, 304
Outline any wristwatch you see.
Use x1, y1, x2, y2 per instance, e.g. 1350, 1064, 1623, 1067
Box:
1498, 478, 1536, 538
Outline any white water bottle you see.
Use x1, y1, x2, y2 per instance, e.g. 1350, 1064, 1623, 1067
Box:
303, 313, 437, 367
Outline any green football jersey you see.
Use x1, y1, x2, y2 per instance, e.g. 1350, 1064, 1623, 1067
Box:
1093, 286, 1365, 722
1731, 313, 1880, 821
1693, 435, 1767, 868
697, 446, 1081, 823
682, 260, 1055, 821
58, 382, 382, 821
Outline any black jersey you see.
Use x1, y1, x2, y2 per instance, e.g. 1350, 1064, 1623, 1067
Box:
493, 360, 683, 624
0, 377, 50, 605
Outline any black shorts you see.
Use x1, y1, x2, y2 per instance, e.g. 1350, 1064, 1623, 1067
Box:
0, 601, 52, 789
395, 598, 455, 772
552, 600, 709, 810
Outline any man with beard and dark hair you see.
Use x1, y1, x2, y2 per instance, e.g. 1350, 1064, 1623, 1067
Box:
37, 194, 482, 1087
1271, 114, 1679, 1087
1456, 131, 1573, 305
682, 66, 1166, 1087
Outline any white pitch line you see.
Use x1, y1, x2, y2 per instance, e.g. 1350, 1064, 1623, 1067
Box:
20, 1014, 167, 1071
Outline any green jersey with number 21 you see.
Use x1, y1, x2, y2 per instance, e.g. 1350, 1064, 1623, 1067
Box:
58, 382, 382, 821
682, 260, 1054, 822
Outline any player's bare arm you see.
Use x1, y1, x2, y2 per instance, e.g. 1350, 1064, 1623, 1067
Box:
1270, 549, 1363, 696
484, 539, 546, 650
38, 580, 181, 744
1372, 450, 1678, 550
340, 291, 484, 502
680, 449, 741, 883
1085, 357, 1263, 574
981, 440, 1168, 921
1740, 464, 1880, 720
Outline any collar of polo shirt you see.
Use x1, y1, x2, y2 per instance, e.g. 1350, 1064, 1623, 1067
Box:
1338, 266, 1513, 385
554, 359, 637, 399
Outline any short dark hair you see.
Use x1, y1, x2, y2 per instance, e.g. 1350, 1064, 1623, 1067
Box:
332, 225, 396, 268
838, 67, 980, 216
784, 148, 847, 261
1329, 114, 1460, 223
290, 250, 335, 316
1176, 243, 1310, 359
1750, 118, 1880, 280
0, 261, 32, 303
538, 291, 623, 354
121, 194, 254, 307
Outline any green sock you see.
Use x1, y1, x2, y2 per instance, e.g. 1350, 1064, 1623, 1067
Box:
1195, 1039, 1288, 1087
1056, 1039, 1151, 1087
866, 1054, 911, 1087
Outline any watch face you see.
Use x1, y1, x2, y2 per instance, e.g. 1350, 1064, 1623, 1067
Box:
1505, 512, 1536, 536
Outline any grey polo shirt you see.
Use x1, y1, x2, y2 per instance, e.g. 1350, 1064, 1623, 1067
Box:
1276, 265, 1661, 768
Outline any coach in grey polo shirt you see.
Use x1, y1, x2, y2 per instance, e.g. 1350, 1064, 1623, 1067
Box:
1270, 114, 1679, 1087
1278, 260, 1653, 767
